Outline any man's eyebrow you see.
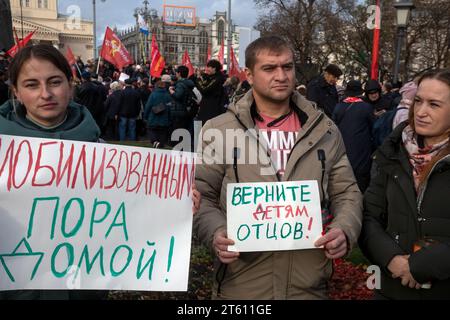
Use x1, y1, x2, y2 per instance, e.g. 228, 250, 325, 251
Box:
261, 62, 294, 68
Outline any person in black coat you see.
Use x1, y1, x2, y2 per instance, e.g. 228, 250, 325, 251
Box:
117, 78, 142, 141
359, 69, 450, 300
364, 80, 396, 115
196, 59, 226, 125
306, 64, 342, 118
333, 80, 375, 192
74, 71, 105, 128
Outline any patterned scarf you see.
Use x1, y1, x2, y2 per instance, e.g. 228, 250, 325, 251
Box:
402, 125, 449, 191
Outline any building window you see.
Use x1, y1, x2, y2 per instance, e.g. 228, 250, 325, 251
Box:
218, 20, 225, 44
38, 0, 48, 8
21, 0, 31, 7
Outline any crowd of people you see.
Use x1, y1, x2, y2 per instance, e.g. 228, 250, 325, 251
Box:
0, 35, 449, 301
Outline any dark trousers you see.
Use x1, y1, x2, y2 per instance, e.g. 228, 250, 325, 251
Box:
149, 127, 169, 146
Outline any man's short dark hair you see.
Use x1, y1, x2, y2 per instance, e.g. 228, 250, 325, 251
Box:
324, 64, 343, 78
245, 36, 294, 71
176, 65, 189, 78
206, 59, 222, 73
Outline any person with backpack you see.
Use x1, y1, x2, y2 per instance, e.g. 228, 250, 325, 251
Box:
333, 80, 375, 192
144, 79, 172, 148
169, 66, 196, 146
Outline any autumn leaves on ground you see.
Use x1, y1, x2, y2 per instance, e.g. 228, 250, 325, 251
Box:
110, 241, 374, 300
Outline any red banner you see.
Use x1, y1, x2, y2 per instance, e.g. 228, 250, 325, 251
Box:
66, 46, 78, 79
100, 27, 133, 71
150, 34, 166, 78
228, 47, 241, 78
218, 39, 225, 65
7, 30, 36, 58
182, 50, 194, 78
206, 43, 211, 66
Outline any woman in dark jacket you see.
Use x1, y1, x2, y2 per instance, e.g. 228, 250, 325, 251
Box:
359, 69, 450, 300
144, 80, 172, 148
196, 59, 226, 124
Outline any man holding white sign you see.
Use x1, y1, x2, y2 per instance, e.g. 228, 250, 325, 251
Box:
194, 36, 363, 300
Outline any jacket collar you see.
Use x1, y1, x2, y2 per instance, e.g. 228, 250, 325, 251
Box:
228, 89, 322, 131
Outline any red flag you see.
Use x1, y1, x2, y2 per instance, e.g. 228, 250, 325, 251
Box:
150, 34, 166, 78
7, 30, 36, 58
182, 50, 195, 78
238, 69, 247, 83
228, 47, 241, 78
218, 39, 225, 65
100, 27, 133, 71
371, 0, 381, 80
66, 46, 79, 79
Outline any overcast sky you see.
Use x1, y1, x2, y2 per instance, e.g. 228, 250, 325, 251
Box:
58, 0, 260, 45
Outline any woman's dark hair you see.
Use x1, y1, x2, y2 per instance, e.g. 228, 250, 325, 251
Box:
8, 44, 73, 87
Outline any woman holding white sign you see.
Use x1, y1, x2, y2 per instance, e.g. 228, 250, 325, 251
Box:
0, 44, 201, 300
359, 69, 450, 300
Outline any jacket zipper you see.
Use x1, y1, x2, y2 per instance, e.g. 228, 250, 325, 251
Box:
416, 155, 450, 238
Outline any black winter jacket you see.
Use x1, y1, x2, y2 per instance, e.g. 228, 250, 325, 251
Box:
359, 122, 450, 300
306, 76, 339, 118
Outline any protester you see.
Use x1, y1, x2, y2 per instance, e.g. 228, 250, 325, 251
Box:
103, 80, 123, 140
0, 45, 201, 300
117, 78, 142, 141
359, 69, 450, 300
364, 80, 394, 115
195, 59, 226, 125
74, 71, 105, 129
0, 44, 104, 300
144, 79, 172, 148
306, 64, 342, 118
333, 80, 375, 192
194, 36, 363, 300
392, 81, 418, 129
169, 66, 196, 142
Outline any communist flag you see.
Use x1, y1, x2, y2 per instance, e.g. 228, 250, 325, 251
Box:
66, 46, 79, 79
7, 30, 36, 58
228, 47, 241, 78
100, 27, 133, 71
150, 34, 165, 78
218, 39, 225, 65
182, 50, 194, 78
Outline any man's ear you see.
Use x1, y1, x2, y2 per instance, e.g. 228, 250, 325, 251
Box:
245, 68, 253, 85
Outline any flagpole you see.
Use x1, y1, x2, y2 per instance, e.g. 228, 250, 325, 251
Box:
96, 55, 102, 75
227, 0, 232, 71
20, 0, 24, 39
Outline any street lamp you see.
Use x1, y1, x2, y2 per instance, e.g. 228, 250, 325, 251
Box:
393, 0, 415, 84
93, 0, 106, 60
